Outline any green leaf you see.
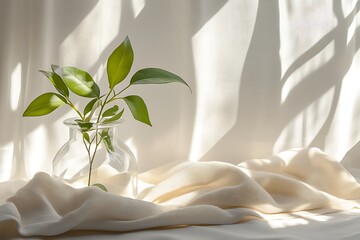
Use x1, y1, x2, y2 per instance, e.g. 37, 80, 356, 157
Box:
102, 105, 119, 118
130, 68, 191, 92
101, 129, 114, 152
23, 92, 66, 117
62, 67, 100, 98
83, 98, 98, 117
39, 70, 69, 97
75, 119, 94, 131
107, 36, 134, 89
84, 99, 102, 122
92, 183, 108, 192
123, 95, 151, 126
51, 64, 60, 72
100, 128, 109, 138
83, 98, 101, 119
82, 132, 90, 143
103, 109, 124, 123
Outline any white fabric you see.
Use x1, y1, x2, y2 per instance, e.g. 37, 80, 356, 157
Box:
2, 1, 360, 239
1, 148, 360, 238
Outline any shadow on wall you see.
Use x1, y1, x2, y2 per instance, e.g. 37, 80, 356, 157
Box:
4, 0, 360, 179
342, 140, 360, 168
71, 0, 229, 172
2, 0, 229, 178
0, 0, 99, 179
199, 0, 360, 164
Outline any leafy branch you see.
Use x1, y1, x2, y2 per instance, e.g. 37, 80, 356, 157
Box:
23, 36, 191, 189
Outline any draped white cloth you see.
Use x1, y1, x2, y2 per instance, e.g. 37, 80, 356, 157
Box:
1, 148, 360, 238
2, 1, 360, 239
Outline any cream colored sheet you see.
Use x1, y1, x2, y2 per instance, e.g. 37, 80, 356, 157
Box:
1, 148, 360, 238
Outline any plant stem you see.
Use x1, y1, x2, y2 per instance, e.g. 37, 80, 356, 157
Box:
115, 84, 130, 96
84, 85, 130, 187
67, 99, 84, 120
83, 137, 92, 186
96, 89, 113, 122
87, 162, 93, 186
86, 134, 101, 186
103, 84, 130, 105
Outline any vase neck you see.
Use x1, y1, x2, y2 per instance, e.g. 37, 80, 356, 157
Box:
68, 126, 117, 141
63, 117, 122, 141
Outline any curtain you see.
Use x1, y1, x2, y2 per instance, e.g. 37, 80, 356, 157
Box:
1, 0, 360, 181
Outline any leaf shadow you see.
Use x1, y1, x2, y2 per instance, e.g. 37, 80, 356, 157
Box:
199, 0, 360, 164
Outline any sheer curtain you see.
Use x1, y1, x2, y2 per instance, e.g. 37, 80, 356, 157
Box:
1, 0, 360, 182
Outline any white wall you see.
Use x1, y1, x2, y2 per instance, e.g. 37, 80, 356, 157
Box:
1, 0, 360, 181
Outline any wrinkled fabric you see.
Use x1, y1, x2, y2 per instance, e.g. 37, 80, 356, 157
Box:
1, 148, 360, 237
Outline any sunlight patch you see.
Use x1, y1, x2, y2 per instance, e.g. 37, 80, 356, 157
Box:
131, 0, 145, 18
10, 63, 22, 111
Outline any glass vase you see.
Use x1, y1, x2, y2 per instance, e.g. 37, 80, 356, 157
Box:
52, 118, 138, 198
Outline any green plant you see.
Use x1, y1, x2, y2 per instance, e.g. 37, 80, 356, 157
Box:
23, 36, 190, 189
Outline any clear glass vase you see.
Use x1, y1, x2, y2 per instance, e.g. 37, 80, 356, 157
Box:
52, 118, 138, 198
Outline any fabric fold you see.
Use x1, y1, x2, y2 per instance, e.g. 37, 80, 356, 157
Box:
1, 148, 360, 236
